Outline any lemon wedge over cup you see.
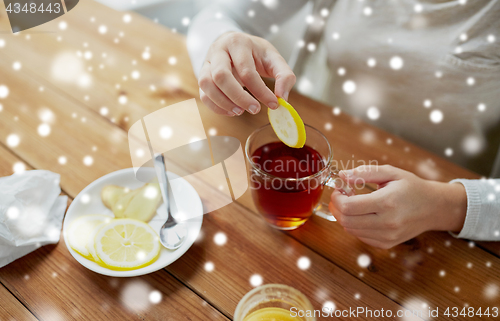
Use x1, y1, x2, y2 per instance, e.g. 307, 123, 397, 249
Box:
268, 97, 306, 148
94, 218, 160, 270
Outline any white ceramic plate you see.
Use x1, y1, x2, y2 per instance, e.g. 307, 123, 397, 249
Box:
63, 168, 203, 277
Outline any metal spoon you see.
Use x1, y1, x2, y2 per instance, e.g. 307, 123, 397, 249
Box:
153, 154, 187, 250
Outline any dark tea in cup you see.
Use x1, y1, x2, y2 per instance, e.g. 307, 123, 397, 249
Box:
245, 124, 353, 230
250, 141, 326, 229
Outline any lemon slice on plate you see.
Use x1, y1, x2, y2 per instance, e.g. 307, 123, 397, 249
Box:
94, 218, 160, 271
86, 223, 106, 264
268, 97, 306, 148
67, 214, 112, 260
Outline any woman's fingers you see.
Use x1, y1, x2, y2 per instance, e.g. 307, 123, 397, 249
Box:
229, 45, 278, 109
209, 51, 261, 114
199, 62, 245, 115
200, 89, 235, 116
340, 165, 407, 185
330, 190, 382, 215
329, 203, 397, 249
265, 50, 296, 100
332, 209, 381, 230
200, 32, 296, 116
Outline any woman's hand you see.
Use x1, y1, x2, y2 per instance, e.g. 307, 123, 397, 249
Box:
199, 32, 296, 116
329, 165, 467, 249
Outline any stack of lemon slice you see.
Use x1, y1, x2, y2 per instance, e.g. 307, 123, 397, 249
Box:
67, 214, 111, 261
68, 216, 160, 270
67, 181, 163, 270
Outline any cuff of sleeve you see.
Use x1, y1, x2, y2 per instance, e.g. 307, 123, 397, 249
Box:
448, 179, 482, 239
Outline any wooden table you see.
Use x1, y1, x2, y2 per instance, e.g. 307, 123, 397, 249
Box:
0, 1, 499, 320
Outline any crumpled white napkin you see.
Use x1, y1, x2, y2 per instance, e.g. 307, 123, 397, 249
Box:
0, 170, 68, 268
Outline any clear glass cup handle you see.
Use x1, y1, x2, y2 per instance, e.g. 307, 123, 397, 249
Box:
314, 168, 355, 222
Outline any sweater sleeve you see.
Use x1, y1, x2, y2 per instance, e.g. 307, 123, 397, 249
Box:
449, 179, 500, 241
186, 0, 307, 78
